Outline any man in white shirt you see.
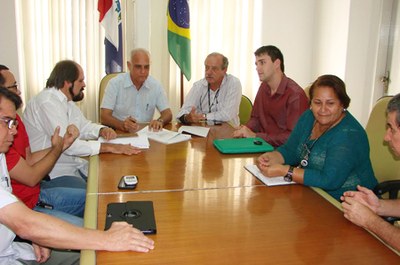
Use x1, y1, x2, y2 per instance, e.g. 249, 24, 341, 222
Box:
177, 52, 242, 126
23, 60, 141, 216
101, 48, 173, 132
0, 87, 154, 264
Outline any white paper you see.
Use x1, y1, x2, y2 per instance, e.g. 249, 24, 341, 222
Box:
178, 126, 210, 138
137, 126, 191, 145
98, 135, 150, 149
244, 164, 296, 186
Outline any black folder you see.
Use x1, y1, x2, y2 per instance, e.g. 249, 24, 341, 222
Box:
105, 201, 157, 234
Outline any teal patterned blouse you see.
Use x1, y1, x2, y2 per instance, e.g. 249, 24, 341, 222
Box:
277, 109, 378, 200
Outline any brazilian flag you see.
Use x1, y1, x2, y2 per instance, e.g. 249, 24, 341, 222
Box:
167, 0, 191, 81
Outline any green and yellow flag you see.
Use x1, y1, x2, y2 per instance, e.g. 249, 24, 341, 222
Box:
167, 0, 191, 81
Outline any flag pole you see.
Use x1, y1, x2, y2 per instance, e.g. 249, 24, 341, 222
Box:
180, 71, 184, 107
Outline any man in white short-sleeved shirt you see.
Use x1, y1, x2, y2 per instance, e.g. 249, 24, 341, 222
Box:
176, 52, 242, 126
101, 48, 172, 132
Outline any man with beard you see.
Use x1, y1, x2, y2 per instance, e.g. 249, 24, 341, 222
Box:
0, 87, 154, 264
0, 65, 83, 226
23, 60, 141, 212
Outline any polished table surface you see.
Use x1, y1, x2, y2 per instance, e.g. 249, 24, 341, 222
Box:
83, 123, 400, 264
94, 186, 400, 264
94, 124, 259, 194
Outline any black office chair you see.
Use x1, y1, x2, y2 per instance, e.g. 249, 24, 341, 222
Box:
373, 180, 400, 224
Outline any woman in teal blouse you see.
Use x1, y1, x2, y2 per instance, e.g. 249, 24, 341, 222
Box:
257, 75, 377, 200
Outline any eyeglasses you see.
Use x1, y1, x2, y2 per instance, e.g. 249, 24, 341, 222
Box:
5, 84, 18, 90
0, 117, 18, 129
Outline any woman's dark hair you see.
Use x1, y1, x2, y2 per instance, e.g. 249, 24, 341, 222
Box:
46, 60, 79, 89
309, 74, 351, 109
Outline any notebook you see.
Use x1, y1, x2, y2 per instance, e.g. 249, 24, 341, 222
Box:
213, 137, 274, 154
105, 201, 157, 234
137, 126, 191, 145
245, 164, 296, 186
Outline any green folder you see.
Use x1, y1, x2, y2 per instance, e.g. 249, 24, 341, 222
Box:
213, 137, 274, 154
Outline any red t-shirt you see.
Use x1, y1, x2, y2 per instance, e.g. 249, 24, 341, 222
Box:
7, 114, 40, 209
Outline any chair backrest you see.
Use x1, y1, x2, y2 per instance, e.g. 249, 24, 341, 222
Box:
304, 84, 311, 99
239, 95, 253, 125
98, 73, 121, 122
365, 96, 400, 183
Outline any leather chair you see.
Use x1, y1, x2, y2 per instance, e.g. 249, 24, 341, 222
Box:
239, 95, 253, 125
365, 96, 400, 223
98, 73, 121, 123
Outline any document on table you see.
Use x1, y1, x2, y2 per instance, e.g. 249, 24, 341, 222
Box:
98, 135, 150, 149
137, 126, 191, 145
244, 164, 296, 186
178, 126, 210, 138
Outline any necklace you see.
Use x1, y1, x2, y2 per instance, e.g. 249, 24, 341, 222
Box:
299, 114, 344, 168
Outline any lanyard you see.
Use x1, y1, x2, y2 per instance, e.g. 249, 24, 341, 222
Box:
207, 84, 220, 113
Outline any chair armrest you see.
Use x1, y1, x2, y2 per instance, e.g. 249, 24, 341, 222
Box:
373, 180, 400, 224
373, 180, 400, 199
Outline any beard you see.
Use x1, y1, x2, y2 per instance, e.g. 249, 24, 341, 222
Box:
69, 84, 84, 102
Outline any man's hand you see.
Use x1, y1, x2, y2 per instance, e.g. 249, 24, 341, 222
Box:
185, 106, 205, 123
340, 185, 381, 214
101, 143, 141, 155
62, 124, 80, 151
32, 243, 51, 263
100, 127, 117, 140
104, 222, 154, 252
50, 126, 64, 152
123, 116, 139, 132
341, 196, 377, 228
233, 125, 256, 138
149, 119, 163, 132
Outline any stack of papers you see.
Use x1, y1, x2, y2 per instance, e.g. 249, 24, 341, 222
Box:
99, 135, 150, 149
137, 126, 191, 145
244, 164, 296, 186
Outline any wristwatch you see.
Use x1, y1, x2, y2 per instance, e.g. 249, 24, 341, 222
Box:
284, 166, 294, 182
157, 118, 164, 124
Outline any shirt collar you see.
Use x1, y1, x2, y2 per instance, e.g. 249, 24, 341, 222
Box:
201, 74, 228, 89
275, 74, 289, 95
49, 87, 69, 103
125, 74, 151, 91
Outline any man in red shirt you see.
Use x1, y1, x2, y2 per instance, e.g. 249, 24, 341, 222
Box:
233, 46, 309, 147
0, 65, 83, 226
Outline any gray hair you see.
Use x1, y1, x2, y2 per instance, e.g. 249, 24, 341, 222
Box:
387, 94, 400, 126
130, 48, 151, 62
206, 52, 229, 70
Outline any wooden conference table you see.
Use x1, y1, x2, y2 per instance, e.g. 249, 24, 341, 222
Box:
82, 123, 400, 264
